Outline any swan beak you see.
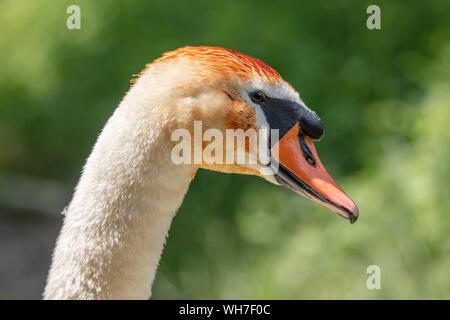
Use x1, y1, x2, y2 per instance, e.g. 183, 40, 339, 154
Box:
271, 123, 359, 223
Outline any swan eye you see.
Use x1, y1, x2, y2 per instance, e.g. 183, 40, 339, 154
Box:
250, 91, 266, 103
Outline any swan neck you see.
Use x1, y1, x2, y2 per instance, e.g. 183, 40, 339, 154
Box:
44, 104, 194, 299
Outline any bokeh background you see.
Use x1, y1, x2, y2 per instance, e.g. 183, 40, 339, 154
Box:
0, 0, 449, 299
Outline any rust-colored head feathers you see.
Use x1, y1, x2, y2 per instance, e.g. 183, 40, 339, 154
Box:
131, 46, 281, 85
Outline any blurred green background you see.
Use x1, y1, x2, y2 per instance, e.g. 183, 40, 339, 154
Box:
0, 0, 449, 299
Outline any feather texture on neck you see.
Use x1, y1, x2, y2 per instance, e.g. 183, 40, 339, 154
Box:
44, 75, 198, 299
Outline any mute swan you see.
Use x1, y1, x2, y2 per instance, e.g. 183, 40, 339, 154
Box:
44, 46, 358, 299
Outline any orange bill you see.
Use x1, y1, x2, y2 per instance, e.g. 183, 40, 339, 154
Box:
271, 123, 359, 223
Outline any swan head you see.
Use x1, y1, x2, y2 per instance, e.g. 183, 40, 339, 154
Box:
136, 46, 358, 223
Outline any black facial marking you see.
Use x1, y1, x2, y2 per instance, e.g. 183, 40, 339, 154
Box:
253, 96, 324, 141
251, 95, 323, 166
300, 111, 324, 141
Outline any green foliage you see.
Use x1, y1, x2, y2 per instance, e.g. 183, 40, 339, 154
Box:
0, 0, 449, 298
